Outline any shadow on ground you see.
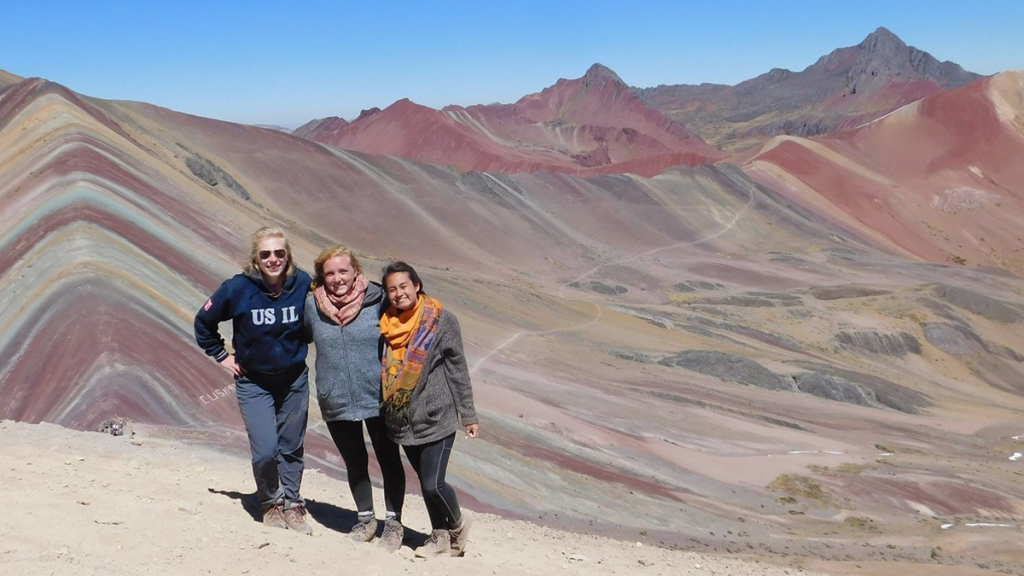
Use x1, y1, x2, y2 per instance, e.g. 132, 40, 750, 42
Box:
208, 488, 262, 522
206, 488, 442, 548
305, 498, 429, 546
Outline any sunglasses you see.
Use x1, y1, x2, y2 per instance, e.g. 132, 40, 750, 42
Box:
258, 249, 288, 260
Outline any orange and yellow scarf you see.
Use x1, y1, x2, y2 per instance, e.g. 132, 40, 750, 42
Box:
380, 294, 443, 415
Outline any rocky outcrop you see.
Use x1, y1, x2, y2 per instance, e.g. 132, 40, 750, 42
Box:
834, 330, 921, 356
687, 316, 804, 353
685, 295, 801, 308
570, 280, 627, 295
611, 351, 659, 364
793, 373, 881, 408
694, 296, 778, 307
184, 157, 217, 187
930, 285, 1023, 323
673, 281, 723, 293
922, 322, 1023, 361
809, 285, 892, 300
180, 145, 251, 202
745, 292, 803, 303
789, 362, 930, 414
658, 350, 792, 391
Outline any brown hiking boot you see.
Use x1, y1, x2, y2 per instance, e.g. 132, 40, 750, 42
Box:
414, 529, 450, 558
350, 518, 376, 542
377, 518, 404, 552
282, 504, 313, 535
449, 510, 474, 557
263, 503, 287, 529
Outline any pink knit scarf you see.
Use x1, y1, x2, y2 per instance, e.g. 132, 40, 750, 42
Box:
314, 274, 369, 326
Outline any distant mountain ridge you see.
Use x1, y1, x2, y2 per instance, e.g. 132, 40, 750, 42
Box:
251, 124, 295, 133
296, 27, 983, 166
635, 27, 982, 151
292, 116, 349, 140
293, 63, 724, 176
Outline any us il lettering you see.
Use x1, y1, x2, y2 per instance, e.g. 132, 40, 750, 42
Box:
281, 306, 299, 323
251, 306, 298, 325
251, 308, 276, 325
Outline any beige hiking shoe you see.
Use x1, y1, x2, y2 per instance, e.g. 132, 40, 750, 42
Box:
414, 529, 450, 558
449, 510, 474, 557
282, 504, 313, 535
377, 518, 404, 552
263, 503, 288, 529
350, 518, 376, 542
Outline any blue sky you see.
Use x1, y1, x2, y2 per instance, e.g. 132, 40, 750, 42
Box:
2, 1, 1022, 127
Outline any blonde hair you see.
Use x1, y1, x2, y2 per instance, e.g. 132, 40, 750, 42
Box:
243, 226, 296, 278
312, 245, 363, 287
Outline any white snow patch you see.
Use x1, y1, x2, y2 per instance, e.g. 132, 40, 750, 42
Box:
965, 523, 1014, 528
930, 187, 1002, 213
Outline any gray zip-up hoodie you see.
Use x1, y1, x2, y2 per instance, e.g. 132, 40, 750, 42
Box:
304, 282, 387, 422
384, 309, 478, 446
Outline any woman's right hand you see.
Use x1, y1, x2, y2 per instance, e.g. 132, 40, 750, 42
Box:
220, 354, 244, 377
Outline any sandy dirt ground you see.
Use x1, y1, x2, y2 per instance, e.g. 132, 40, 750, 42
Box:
0, 420, 826, 576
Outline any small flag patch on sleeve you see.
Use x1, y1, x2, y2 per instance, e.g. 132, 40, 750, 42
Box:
203, 299, 213, 311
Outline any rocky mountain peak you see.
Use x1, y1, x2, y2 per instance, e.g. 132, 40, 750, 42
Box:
859, 26, 907, 53
583, 63, 626, 89
848, 27, 979, 91
355, 107, 381, 121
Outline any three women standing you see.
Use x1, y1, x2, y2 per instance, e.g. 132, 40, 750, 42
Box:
194, 227, 314, 534
304, 247, 407, 551
195, 232, 478, 556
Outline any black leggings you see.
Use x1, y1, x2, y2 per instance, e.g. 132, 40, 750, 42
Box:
326, 417, 405, 519
403, 433, 462, 530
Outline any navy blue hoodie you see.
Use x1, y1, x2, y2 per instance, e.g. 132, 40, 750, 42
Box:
194, 268, 313, 375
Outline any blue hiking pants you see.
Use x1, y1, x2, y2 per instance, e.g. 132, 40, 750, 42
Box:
235, 366, 309, 511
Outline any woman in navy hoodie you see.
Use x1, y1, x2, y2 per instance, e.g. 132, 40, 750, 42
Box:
194, 227, 314, 534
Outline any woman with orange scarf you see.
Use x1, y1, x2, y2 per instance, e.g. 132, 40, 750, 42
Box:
380, 261, 479, 559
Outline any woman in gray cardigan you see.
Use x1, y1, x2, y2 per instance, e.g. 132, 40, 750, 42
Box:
380, 261, 479, 559
305, 246, 406, 551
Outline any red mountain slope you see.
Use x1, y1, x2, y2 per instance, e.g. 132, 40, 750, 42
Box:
296, 64, 724, 176
742, 71, 1024, 271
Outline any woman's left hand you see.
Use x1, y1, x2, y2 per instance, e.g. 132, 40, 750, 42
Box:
465, 424, 480, 438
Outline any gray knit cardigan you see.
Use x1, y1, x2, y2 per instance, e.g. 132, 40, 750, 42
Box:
303, 283, 387, 422
384, 309, 478, 446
